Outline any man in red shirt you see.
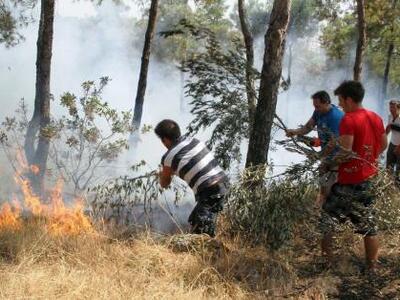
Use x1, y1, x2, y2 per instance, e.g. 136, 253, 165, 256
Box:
320, 81, 387, 271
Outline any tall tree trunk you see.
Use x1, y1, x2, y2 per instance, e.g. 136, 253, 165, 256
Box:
353, 0, 366, 81
286, 42, 293, 87
238, 0, 256, 132
180, 61, 186, 112
131, 0, 159, 136
245, 0, 291, 167
284, 43, 293, 123
24, 0, 54, 197
381, 0, 398, 104
179, 0, 189, 113
381, 43, 394, 102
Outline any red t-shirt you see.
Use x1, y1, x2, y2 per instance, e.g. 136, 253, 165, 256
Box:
338, 108, 384, 184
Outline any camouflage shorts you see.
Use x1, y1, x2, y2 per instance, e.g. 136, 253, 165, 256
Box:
319, 180, 377, 236
188, 182, 228, 237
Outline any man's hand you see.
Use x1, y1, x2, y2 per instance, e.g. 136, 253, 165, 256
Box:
159, 166, 173, 188
286, 129, 298, 137
318, 163, 329, 174
286, 118, 315, 138
296, 135, 321, 147
320, 138, 335, 158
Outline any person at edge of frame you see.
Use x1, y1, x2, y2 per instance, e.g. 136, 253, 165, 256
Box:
319, 80, 387, 272
385, 99, 400, 182
155, 119, 229, 237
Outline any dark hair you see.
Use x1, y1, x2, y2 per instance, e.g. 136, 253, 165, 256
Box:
154, 119, 181, 142
389, 99, 400, 109
334, 80, 365, 103
311, 90, 331, 104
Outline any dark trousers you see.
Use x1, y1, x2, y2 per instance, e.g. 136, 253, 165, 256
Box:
386, 143, 400, 180
188, 181, 229, 237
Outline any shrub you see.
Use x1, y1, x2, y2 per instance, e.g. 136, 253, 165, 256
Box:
225, 166, 318, 251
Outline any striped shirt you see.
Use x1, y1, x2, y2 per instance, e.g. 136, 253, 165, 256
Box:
161, 137, 228, 194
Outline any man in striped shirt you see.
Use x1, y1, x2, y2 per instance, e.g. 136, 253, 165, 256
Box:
155, 119, 229, 237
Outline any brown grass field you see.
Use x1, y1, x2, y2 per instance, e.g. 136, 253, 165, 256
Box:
0, 216, 399, 300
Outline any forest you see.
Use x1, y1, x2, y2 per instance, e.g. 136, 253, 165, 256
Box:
0, 0, 399, 298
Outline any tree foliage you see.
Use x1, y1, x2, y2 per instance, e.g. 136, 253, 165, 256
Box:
174, 22, 258, 169
1, 78, 133, 195
317, 0, 400, 92
90, 160, 187, 227
225, 166, 317, 251
133, 0, 233, 65
165, 19, 290, 169
0, 0, 36, 47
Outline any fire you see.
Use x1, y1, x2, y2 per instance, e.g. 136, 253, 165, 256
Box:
0, 202, 21, 231
16, 174, 43, 215
0, 158, 93, 236
45, 179, 93, 236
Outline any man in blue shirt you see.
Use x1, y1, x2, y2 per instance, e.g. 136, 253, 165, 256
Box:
286, 91, 344, 205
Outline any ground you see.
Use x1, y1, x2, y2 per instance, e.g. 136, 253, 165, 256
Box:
0, 218, 399, 299
294, 231, 400, 299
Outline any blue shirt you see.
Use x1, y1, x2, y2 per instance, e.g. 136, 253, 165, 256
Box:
311, 104, 344, 150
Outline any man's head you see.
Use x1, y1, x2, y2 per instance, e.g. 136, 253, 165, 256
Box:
334, 80, 365, 112
155, 119, 181, 149
389, 99, 400, 116
311, 91, 331, 113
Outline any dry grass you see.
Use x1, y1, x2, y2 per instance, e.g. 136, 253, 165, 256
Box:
0, 218, 316, 300
0, 217, 398, 299
0, 181, 397, 300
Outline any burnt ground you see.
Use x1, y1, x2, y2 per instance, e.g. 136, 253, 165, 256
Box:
293, 233, 400, 299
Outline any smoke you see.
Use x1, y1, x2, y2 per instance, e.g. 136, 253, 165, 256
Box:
0, 0, 198, 233
0, 0, 388, 232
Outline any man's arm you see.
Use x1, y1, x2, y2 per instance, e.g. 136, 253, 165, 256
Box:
339, 134, 353, 151
286, 118, 316, 137
336, 133, 387, 160
380, 133, 388, 154
320, 137, 336, 158
386, 124, 391, 135
159, 166, 173, 188
325, 134, 354, 168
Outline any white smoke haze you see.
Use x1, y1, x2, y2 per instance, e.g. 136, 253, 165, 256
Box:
0, 0, 387, 232
0, 0, 198, 232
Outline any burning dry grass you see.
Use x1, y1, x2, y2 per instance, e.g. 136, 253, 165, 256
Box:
0, 218, 329, 300
0, 206, 398, 299
0, 162, 298, 299
0, 163, 397, 299
1, 220, 399, 300
0, 175, 92, 236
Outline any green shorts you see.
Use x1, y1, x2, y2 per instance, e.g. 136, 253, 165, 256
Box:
319, 180, 377, 236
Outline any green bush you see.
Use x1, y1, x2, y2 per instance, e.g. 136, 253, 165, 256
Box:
225, 167, 318, 251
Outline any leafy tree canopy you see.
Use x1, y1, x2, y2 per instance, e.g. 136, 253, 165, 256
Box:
0, 0, 36, 47
317, 0, 400, 92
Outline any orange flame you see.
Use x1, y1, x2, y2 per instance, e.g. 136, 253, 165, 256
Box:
46, 180, 93, 236
0, 202, 21, 231
0, 153, 93, 236
15, 175, 43, 215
